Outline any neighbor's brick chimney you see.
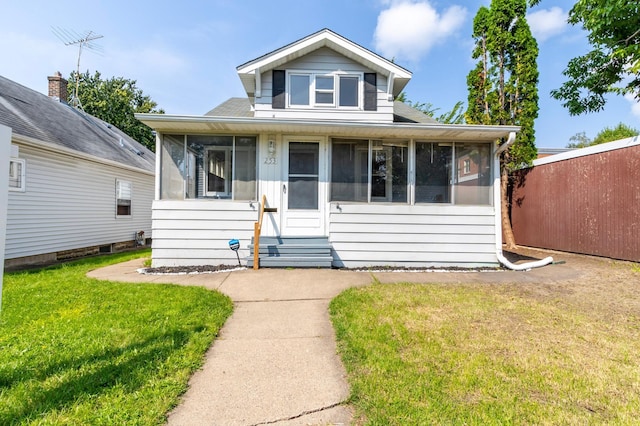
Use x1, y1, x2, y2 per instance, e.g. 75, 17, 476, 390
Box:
48, 71, 68, 103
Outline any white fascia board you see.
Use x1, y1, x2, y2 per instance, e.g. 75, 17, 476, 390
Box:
237, 29, 412, 80
533, 135, 640, 166
136, 113, 519, 140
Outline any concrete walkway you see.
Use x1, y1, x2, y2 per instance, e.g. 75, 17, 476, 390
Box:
87, 252, 579, 425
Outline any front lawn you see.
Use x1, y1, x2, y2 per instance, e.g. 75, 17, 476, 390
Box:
0, 251, 233, 425
331, 277, 640, 424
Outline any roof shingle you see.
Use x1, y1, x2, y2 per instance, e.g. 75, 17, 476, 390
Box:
0, 75, 155, 172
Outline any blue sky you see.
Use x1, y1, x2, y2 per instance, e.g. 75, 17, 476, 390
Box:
2, 0, 639, 148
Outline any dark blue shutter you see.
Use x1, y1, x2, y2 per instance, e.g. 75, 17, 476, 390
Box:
272, 70, 285, 109
364, 73, 377, 111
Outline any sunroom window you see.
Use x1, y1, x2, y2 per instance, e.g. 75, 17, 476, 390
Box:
331, 139, 492, 205
415, 142, 452, 203
371, 140, 408, 202
330, 139, 409, 203
161, 134, 257, 200
453, 143, 492, 205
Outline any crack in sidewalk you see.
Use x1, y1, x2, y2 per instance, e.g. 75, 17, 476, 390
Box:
248, 400, 348, 425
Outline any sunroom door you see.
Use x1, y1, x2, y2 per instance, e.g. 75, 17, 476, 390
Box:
281, 140, 326, 236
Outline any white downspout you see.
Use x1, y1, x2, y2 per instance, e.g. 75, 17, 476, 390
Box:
497, 251, 554, 271
494, 131, 553, 270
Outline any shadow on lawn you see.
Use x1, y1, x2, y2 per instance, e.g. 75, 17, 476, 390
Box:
0, 326, 202, 424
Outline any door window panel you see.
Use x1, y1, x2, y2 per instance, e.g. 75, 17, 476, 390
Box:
288, 142, 319, 210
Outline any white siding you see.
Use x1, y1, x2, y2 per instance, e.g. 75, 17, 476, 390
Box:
328, 203, 498, 268
151, 200, 258, 267
255, 47, 394, 122
153, 201, 499, 268
6, 143, 154, 259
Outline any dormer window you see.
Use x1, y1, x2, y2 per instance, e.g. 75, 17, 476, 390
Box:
315, 76, 334, 105
290, 74, 310, 105
287, 72, 362, 109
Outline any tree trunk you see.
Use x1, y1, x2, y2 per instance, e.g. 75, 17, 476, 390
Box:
501, 165, 517, 250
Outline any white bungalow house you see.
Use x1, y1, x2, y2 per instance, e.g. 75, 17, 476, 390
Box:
137, 29, 518, 268
1, 73, 155, 269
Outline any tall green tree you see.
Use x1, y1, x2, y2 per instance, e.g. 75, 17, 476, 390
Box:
68, 71, 164, 151
551, 0, 640, 114
567, 123, 639, 148
465, 0, 539, 249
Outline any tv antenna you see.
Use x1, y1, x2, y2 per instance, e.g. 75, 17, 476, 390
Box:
52, 27, 104, 109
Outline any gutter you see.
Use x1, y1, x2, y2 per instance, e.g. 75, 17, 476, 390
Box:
495, 131, 516, 156
135, 112, 521, 136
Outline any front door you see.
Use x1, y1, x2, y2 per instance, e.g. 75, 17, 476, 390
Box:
281, 140, 325, 236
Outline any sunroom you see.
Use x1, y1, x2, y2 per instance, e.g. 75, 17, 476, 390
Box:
140, 113, 517, 268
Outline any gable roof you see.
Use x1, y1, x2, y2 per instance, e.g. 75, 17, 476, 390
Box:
236, 28, 412, 100
0, 75, 155, 173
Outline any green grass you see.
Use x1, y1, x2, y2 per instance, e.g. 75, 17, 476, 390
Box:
0, 251, 233, 425
330, 283, 640, 425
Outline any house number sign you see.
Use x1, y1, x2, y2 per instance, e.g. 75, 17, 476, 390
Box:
264, 157, 277, 165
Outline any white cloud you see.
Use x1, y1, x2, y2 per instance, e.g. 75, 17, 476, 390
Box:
624, 93, 640, 121
527, 7, 568, 42
374, 0, 467, 63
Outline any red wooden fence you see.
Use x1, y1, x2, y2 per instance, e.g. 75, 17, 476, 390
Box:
511, 138, 640, 262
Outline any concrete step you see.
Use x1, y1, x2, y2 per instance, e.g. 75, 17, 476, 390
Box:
248, 236, 333, 268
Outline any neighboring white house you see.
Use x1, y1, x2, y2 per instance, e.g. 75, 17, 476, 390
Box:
1, 73, 155, 268
137, 29, 518, 268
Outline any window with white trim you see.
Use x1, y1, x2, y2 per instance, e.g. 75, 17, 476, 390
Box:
158, 134, 257, 200
9, 159, 25, 192
331, 139, 493, 205
330, 139, 409, 203
205, 147, 232, 197
288, 72, 361, 108
290, 74, 310, 106
463, 159, 471, 174
116, 179, 132, 217
315, 76, 334, 105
